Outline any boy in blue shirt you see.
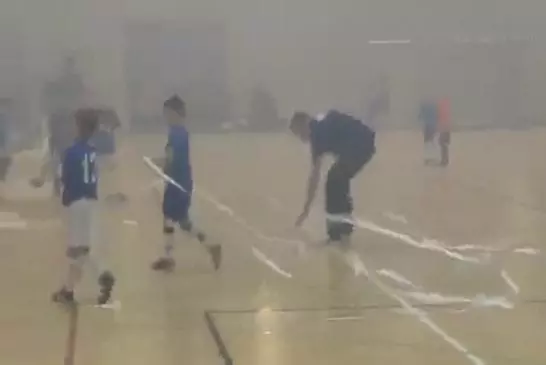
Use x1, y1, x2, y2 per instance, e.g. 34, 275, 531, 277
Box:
152, 95, 222, 272
52, 108, 115, 305
290, 110, 376, 245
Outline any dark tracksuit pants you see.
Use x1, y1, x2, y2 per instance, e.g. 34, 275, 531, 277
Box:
439, 131, 450, 166
325, 147, 375, 241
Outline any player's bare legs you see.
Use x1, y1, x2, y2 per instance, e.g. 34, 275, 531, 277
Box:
179, 219, 222, 271
152, 217, 222, 272
152, 219, 177, 271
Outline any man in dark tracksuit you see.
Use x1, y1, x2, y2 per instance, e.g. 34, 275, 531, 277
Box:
291, 110, 376, 244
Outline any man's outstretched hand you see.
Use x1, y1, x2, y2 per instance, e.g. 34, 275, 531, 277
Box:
295, 208, 310, 227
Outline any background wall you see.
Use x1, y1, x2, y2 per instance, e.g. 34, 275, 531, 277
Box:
1, 0, 546, 129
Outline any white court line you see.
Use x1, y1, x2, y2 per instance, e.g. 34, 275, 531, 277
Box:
501, 270, 520, 295
328, 214, 483, 263
373, 215, 540, 257
513, 247, 540, 255
343, 251, 486, 365
252, 247, 293, 278
142, 156, 296, 278
263, 196, 493, 363
377, 269, 421, 290
404, 291, 513, 310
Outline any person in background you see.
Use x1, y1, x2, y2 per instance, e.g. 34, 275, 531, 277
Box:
437, 98, 451, 167
418, 100, 438, 165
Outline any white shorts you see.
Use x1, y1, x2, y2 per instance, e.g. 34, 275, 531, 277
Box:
66, 199, 98, 257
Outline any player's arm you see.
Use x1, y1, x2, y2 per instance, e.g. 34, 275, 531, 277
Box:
304, 156, 322, 210
296, 154, 322, 226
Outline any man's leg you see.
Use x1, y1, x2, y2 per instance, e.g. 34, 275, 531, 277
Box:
325, 153, 372, 244
325, 162, 354, 244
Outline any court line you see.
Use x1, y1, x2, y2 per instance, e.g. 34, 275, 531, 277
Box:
343, 251, 486, 365
204, 311, 233, 365
328, 214, 484, 263
263, 197, 489, 363
376, 214, 540, 256
252, 247, 293, 278
207, 297, 546, 316
501, 270, 520, 295
64, 304, 79, 365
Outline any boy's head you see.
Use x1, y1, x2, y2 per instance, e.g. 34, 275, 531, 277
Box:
75, 108, 99, 140
289, 111, 313, 142
163, 95, 186, 125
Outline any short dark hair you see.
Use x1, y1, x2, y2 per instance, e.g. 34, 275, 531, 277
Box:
289, 111, 310, 131
75, 108, 99, 136
164, 95, 186, 116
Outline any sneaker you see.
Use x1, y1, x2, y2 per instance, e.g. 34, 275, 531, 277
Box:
208, 244, 222, 271
98, 271, 115, 305
151, 257, 175, 272
52, 288, 75, 305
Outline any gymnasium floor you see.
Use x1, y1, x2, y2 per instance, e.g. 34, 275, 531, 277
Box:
1, 129, 546, 365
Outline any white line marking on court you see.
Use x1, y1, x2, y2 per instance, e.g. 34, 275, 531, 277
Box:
377, 269, 422, 289
123, 220, 138, 226
329, 214, 483, 263
404, 291, 514, 310
327, 316, 367, 322
513, 247, 540, 255
501, 270, 520, 295
252, 247, 293, 278
93, 300, 122, 311
343, 251, 486, 365
383, 212, 409, 224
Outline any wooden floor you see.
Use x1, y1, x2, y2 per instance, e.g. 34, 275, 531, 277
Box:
2, 129, 546, 365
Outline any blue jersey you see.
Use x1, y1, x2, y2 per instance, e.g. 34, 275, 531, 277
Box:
61, 140, 98, 206
310, 110, 375, 160
419, 102, 438, 129
165, 124, 192, 192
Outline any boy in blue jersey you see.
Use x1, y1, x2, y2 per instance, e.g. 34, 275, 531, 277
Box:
290, 110, 376, 245
52, 108, 115, 305
151, 95, 222, 272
